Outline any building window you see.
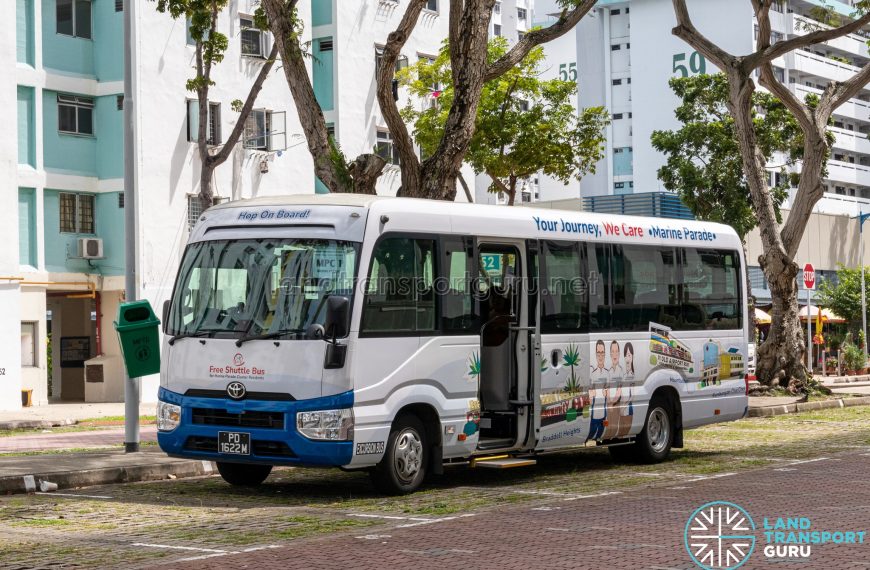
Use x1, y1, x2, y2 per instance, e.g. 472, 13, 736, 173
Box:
244, 109, 272, 151
614, 182, 625, 189
612, 78, 622, 85
517, 7, 527, 20
240, 16, 268, 58
116, 95, 124, 111
57, 94, 94, 136
21, 322, 37, 367
59, 192, 95, 234
187, 100, 221, 145
187, 195, 225, 231
115, 0, 123, 11
425, 0, 438, 12
375, 46, 410, 74
518, 31, 526, 41
494, 1, 501, 14
611, 44, 621, 51
612, 8, 621, 15
376, 129, 400, 165
612, 113, 623, 119
494, 24, 502, 37
57, 0, 91, 39
118, 192, 124, 208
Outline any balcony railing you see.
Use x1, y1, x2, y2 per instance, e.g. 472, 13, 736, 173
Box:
792, 49, 861, 83
826, 158, 870, 186
791, 83, 870, 123
790, 14, 870, 59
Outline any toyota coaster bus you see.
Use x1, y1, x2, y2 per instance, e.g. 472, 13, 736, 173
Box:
157, 195, 749, 494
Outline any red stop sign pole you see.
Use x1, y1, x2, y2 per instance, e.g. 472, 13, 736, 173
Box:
803, 263, 815, 290
804, 263, 815, 372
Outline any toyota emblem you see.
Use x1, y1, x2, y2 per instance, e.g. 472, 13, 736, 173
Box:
226, 381, 247, 400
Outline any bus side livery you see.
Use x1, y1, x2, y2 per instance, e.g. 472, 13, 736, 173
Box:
157, 195, 749, 494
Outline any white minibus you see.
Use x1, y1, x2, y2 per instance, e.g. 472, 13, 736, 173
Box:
157, 195, 749, 494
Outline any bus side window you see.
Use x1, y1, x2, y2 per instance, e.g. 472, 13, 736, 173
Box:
540, 241, 586, 333
361, 237, 436, 334
440, 237, 480, 333
588, 244, 610, 330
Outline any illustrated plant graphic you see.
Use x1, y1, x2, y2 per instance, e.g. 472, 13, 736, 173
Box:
563, 343, 581, 394
467, 352, 481, 378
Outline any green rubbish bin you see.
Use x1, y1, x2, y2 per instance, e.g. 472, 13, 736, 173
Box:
114, 300, 161, 377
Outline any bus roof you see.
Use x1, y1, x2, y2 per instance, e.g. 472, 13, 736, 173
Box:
205, 194, 742, 250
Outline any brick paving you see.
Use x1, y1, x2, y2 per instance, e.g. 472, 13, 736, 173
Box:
181, 451, 870, 570
0, 426, 158, 453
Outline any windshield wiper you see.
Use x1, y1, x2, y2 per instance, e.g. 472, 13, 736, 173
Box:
235, 328, 305, 347
168, 330, 215, 346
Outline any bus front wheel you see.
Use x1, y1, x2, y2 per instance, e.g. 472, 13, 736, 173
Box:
216, 462, 273, 486
370, 415, 428, 495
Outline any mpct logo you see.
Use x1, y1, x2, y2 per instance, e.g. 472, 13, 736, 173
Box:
685, 501, 756, 570
233, 353, 245, 366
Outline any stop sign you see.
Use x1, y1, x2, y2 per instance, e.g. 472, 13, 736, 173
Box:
803, 263, 816, 290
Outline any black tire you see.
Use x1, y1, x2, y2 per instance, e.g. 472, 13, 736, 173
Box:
370, 415, 428, 495
609, 395, 674, 464
216, 462, 273, 486
634, 395, 674, 464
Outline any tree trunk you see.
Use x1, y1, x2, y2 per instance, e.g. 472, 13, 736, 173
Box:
199, 161, 214, 213
724, 70, 808, 392
457, 171, 473, 203
758, 249, 806, 392
507, 174, 518, 206
347, 154, 387, 195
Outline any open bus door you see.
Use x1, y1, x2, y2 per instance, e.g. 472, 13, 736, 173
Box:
476, 241, 536, 451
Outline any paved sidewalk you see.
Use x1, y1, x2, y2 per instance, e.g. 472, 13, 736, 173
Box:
0, 426, 158, 453
0, 402, 156, 430
0, 448, 213, 494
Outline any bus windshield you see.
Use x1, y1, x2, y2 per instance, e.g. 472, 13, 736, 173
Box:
167, 238, 359, 339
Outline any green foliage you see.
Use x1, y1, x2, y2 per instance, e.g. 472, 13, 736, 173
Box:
650, 74, 818, 239
816, 264, 870, 331
842, 341, 865, 371
398, 38, 609, 196
156, 0, 230, 92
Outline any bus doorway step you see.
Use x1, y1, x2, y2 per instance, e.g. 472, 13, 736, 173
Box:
470, 455, 537, 469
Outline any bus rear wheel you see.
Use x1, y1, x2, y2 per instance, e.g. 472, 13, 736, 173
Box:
216, 462, 273, 486
370, 415, 427, 495
609, 395, 674, 464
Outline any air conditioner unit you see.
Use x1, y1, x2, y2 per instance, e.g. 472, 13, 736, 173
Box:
78, 237, 104, 259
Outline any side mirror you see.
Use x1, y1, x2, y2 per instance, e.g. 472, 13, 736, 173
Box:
162, 300, 170, 334
323, 296, 350, 341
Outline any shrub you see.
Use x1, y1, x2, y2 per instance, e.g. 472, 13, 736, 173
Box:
842, 343, 866, 372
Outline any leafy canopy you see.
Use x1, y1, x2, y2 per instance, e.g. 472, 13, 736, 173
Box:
817, 264, 870, 330
398, 37, 609, 193
650, 74, 832, 240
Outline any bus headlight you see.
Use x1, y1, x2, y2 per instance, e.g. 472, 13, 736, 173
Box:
296, 409, 354, 441
157, 401, 181, 432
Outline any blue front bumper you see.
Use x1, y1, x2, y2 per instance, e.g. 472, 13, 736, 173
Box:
157, 387, 354, 467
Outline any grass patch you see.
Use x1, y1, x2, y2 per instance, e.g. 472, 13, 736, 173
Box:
11, 517, 73, 527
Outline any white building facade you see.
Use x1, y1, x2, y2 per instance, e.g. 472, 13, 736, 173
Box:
3, 0, 466, 411
546, 0, 870, 217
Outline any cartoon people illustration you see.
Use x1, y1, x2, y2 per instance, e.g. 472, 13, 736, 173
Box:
587, 340, 608, 442
617, 342, 636, 438
591, 339, 608, 378
463, 410, 480, 436
603, 341, 624, 440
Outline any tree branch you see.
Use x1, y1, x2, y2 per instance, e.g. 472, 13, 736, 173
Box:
212, 43, 280, 165
671, 0, 736, 71
484, 0, 596, 82
376, 0, 426, 190
745, 11, 870, 70
458, 170, 473, 202
261, 0, 347, 192
828, 61, 870, 112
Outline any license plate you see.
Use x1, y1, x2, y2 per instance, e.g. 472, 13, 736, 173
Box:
218, 431, 250, 455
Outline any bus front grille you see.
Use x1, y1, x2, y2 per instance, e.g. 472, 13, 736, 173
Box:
191, 408, 284, 429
